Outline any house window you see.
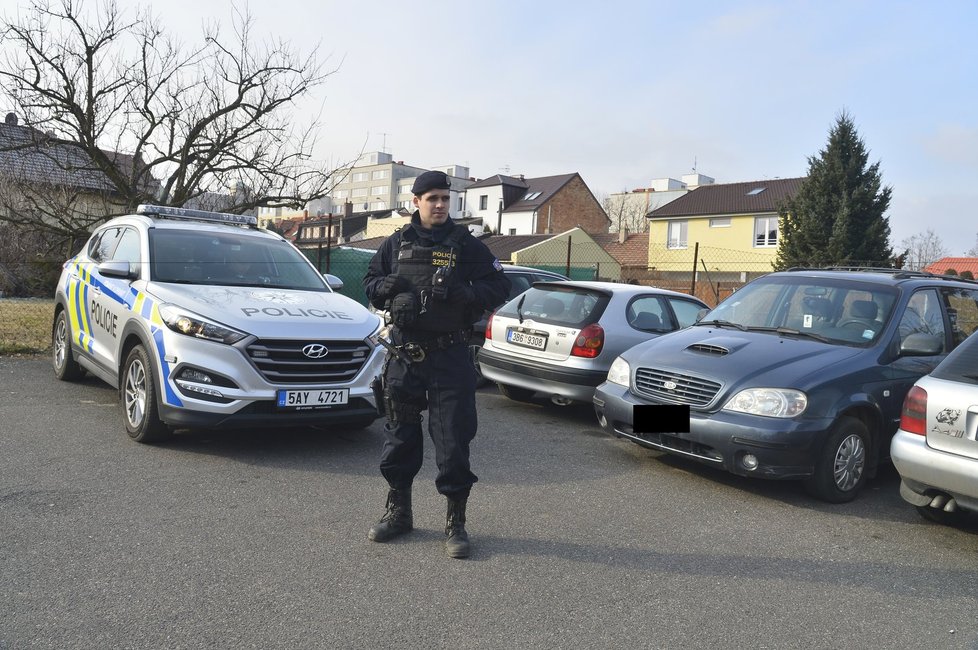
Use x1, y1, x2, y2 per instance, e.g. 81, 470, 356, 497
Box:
479, 195, 488, 210
508, 228, 516, 235
371, 186, 387, 195
334, 190, 348, 199
399, 184, 412, 195
522, 191, 542, 201
754, 216, 778, 247
352, 171, 369, 182
667, 220, 687, 249
710, 217, 731, 228
371, 170, 389, 180
458, 197, 463, 211
351, 187, 368, 197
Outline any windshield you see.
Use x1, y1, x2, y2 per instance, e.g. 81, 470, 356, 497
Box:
701, 275, 898, 345
150, 229, 328, 291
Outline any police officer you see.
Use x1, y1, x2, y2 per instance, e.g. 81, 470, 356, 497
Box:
363, 170, 510, 559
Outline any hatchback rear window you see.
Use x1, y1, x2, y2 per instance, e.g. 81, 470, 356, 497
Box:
496, 285, 609, 328
931, 331, 978, 385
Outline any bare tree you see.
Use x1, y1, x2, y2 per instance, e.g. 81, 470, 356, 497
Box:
966, 235, 978, 257
602, 190, 650, 234
0, 0, 346, 237
899, 229, 949, 271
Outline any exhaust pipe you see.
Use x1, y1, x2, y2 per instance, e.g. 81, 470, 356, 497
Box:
550, 395, 574, 406
928, 494, 958, 512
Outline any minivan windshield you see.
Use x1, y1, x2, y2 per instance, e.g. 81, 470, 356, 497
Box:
150, 229, 328, 291
700, 275, 898, 345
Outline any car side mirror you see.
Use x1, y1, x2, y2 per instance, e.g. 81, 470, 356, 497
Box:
323, 273, 344, 291
99, 260, 137, 280
899, 332, 943, 356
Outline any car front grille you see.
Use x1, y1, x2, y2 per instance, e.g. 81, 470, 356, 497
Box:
247, 339, 371, 384
634, 368, 721, 407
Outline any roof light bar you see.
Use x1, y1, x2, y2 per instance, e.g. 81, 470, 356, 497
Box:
136, 204, 258, 227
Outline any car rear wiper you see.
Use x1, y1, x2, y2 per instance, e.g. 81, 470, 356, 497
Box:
696, 319, 747, 331
517, 294, 526, 324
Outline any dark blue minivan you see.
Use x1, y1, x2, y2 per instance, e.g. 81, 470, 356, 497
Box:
593, 268, 978, 502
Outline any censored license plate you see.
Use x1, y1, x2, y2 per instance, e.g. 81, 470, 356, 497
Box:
277, 389, 349, 410
506, 327, 548, 350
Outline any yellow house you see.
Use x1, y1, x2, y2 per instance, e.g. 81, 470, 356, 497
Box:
647, 177, 805, 283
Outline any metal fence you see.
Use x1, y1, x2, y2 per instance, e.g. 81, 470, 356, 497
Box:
0, 297, 53, 353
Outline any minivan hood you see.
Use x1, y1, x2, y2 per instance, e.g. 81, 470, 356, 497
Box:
145, 283, 381, 340
624, 326, 865, 391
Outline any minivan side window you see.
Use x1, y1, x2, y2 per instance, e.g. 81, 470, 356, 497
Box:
940, 287, 978, 347
670, 299, 705, 328
898, 289, 946, 353
89, 227, 123, 263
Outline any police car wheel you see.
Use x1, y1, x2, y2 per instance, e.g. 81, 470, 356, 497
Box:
122, 345, 172, 443
52, 310, 83, 381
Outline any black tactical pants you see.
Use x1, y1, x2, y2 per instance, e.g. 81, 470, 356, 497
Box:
380, 341, 478, 497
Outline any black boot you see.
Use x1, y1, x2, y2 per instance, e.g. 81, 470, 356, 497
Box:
445, 497, 470, 559
368, 488, 413, 543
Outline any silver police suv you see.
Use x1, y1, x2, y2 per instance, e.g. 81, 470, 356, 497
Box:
52, 205, 385, 442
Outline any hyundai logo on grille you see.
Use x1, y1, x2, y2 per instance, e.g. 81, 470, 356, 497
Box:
302, 343, 329, 359
663, 380, 678, 391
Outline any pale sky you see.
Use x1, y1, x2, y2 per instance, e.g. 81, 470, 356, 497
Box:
82, 1, 978, 253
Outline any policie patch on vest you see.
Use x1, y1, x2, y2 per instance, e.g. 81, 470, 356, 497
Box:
633, 404, 691, 433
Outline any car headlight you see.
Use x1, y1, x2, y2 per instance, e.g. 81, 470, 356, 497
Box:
723, 388, 807, 418
607, 356, 631, 387
158, 304, 247, 344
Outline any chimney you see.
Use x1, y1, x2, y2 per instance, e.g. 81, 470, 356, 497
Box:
4, 112, 17, 126
618, 227, 628, 244
344, 200, 353, 219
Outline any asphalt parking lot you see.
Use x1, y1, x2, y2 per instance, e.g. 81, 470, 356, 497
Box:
3, 355, 978, 649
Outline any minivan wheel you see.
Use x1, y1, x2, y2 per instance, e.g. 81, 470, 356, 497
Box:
122, 345, 172, 443
52, 310, 83, 381
497, 383, 536, 403
804, 416, 869, 503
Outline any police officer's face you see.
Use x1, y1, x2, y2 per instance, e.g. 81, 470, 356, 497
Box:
414, 190, 451, 228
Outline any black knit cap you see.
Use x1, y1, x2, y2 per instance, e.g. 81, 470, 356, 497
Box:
411, 170, 451, 196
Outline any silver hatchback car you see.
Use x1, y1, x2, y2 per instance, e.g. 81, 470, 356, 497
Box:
478, 281, 707, 406
891, 329, 978, 524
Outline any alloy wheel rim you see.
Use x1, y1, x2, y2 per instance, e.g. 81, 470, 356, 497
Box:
833, 433, 866, 491
54, 317, 67, 368
124, 359, 147, 427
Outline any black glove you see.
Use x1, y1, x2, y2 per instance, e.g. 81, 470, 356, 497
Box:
375, 274, 409, 300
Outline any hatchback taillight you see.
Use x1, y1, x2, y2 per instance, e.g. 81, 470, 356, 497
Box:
900, 385, 927, 436
571, 323, 604, 358
485, 312, 494, 341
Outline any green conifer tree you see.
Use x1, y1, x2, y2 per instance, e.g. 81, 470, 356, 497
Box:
774, 112, 893, 270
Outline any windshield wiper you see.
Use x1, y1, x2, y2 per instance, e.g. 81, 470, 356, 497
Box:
770, 326, 830, 343
517, 294, 526, 324
696, 318, 747, 331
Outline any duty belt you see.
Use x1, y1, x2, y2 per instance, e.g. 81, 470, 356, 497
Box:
381, 330, 470, 363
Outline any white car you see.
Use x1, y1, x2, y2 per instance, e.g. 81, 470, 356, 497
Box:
52, 205, 385, 442
891, 329, 978, 524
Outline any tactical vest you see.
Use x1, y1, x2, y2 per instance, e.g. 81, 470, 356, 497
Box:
393, 223, 471, 333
